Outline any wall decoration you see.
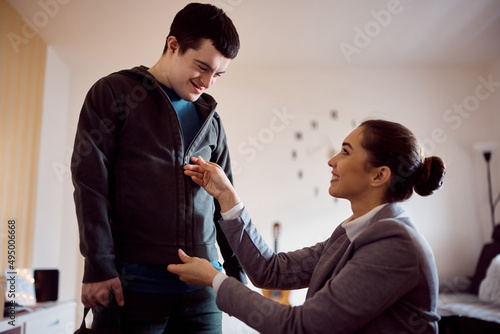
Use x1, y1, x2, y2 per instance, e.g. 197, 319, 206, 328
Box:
290, 109, 358, 200
331, 110, 338, 119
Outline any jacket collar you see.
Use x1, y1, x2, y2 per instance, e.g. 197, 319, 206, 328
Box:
120, 66, 218, 113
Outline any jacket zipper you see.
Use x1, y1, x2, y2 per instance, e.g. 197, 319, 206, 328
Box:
157, 82, 217, 251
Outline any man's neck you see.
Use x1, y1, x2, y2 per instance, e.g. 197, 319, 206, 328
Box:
148, 58, 171, 88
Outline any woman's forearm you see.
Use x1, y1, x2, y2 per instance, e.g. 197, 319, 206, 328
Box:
217, 188, 241, 213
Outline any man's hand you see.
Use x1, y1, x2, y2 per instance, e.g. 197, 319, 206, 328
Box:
81, 277, 124, 308
167, 249, 219, 286
183, 156, 241, 212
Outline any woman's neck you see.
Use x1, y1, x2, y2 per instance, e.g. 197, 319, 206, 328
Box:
350, 198, 387, 220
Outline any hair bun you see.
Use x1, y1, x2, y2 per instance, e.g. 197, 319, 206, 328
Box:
414, 156, 446, 196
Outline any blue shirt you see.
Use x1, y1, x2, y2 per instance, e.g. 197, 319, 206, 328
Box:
160, 82, 203, 150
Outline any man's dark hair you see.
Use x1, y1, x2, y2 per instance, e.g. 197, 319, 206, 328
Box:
163, 3, 240, 59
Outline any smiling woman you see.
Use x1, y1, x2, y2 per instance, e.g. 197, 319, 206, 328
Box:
327, 120, 446, 219
170, 119, 446, 334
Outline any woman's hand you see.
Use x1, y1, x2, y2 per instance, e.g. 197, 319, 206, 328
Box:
184, 156, 241, 212
167, 249, 220, 287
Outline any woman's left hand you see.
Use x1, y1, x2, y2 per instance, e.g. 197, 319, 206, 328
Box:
167, 249, 220, 287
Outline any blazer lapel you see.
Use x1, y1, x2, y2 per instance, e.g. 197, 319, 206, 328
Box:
306, 226, 351, 298
305, 204, 407, 299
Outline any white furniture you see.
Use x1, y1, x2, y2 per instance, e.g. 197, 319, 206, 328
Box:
0, 300, 77, 334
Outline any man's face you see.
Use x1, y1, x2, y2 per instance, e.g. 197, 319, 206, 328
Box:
166, 38, 231, 102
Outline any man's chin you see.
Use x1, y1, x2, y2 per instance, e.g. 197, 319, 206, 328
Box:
187, 95, 201, 102
179, 92, 201, 102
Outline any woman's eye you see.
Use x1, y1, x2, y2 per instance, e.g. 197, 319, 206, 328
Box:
342, 149, 349, 155
198, 66, 207, 71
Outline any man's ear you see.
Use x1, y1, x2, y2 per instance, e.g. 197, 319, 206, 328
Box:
166, 36, 180, 55
371, 166, 391, 187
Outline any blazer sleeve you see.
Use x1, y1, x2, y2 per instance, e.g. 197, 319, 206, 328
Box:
216, 214, 426, 334
71, 78, 122, 283
211, 114, 247, 283
219, 208, 325, 290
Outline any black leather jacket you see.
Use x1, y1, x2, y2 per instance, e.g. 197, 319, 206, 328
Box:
72, 66, 245, 283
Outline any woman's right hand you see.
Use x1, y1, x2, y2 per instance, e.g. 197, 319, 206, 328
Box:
184, 156, 241, 212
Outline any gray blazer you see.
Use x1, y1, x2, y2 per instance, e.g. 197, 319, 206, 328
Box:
216, 203, 440, 333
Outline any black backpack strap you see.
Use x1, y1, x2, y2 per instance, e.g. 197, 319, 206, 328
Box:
80, 307, 90, 329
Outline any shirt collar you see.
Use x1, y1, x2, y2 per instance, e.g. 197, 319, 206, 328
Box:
158, 82, 182, 102
343, 204, 387, 242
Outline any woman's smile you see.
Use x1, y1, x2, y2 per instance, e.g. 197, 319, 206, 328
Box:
331, 174, 340, 183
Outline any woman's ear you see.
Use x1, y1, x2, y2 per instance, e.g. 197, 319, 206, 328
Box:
371, 166, 391, 187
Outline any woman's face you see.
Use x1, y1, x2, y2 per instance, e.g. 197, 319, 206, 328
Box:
327, 126, 377, 201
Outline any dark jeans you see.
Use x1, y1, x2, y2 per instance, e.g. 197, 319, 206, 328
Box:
92, 287, 222, 334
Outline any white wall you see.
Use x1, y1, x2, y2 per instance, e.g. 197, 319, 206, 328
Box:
32, 46, 76, 301
33, 47, 88, 328
487, 60, 500, 226
33, 46, 66, 267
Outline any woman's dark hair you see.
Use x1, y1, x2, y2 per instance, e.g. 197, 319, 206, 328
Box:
163, 3, 240, 59
359, 119, 446, 202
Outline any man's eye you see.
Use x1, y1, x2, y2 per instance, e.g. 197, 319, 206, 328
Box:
198, 66, 207, 71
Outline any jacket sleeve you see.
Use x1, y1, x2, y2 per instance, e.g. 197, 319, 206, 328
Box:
71, 78, 122, 283
216, 212, 430, 334
211, 114, 247, 283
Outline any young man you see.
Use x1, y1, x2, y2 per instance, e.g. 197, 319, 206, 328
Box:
71, 3, 245, 333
